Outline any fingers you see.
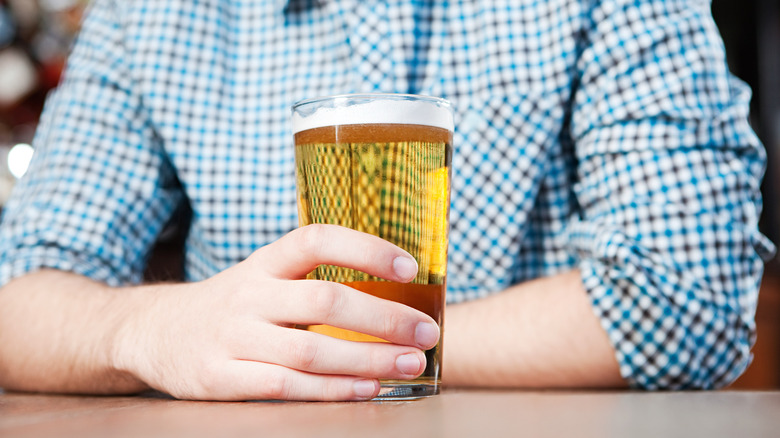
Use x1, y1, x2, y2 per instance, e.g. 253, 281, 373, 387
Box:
251, 224, 418, 282
191, 224, 437, 401
212, 361, 381, 401
233, 324, 427, 379
269, 280, 440, 349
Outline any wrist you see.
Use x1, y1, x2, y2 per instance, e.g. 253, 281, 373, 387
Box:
106, 283, 161, 394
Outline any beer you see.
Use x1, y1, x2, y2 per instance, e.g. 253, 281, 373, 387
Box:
292, 95, 453, 399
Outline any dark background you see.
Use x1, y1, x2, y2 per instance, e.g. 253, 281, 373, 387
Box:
0, 0, 778, 387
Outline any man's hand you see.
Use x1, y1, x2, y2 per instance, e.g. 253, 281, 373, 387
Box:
0, 225, 440, 401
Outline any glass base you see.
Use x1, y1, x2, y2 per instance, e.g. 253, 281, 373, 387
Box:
374, 381, 440, 400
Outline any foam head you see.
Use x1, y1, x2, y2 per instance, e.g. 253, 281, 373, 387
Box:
292, 94, 454, 134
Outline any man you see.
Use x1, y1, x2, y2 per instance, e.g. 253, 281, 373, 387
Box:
0, 0, 773, 400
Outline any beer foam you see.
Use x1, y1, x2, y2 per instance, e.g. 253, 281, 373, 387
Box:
292, 98, 453, 134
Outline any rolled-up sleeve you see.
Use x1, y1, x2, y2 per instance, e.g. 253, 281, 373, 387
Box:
568, 0, 775, 389
0, 0, 183, 287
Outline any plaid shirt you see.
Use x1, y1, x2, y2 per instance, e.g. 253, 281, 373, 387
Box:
0, 0, 774, 389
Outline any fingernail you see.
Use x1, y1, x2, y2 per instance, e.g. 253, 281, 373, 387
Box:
392, 256, 418, 281
353, 379, 378, 399
396, 353, 422, 375
415, 322, 439, 349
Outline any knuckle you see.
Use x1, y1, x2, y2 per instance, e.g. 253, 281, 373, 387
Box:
309, 282, 342, 321
245, 246, 262, 263
294, 224, 329, 256
259, 372, 290, 400
177, 361, 222, 400
287, 337, 320, 370
324, 378, 354, 401
381, 307, 407, 341
196, 361, 224, 396
367, 346, 394, 376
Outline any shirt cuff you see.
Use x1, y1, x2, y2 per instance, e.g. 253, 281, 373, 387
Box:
570, 220, 756, 389
0, 246, 137, 289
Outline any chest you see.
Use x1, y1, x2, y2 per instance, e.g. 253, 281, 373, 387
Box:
130, 0, 584, 248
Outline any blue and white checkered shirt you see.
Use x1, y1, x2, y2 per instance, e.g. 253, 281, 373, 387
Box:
0, 0, 774, 389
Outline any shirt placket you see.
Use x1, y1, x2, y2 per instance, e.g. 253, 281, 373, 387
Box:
338, 0, 417, 94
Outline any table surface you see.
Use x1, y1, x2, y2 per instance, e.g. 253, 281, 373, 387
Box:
2, 389, 779, 438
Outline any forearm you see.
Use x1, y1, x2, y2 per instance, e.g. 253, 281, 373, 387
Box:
0, 270, 149, 394
443, 270, 626, 388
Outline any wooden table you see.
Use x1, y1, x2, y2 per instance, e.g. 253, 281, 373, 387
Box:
2, 389, 778, 438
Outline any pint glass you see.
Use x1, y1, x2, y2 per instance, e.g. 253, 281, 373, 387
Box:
292, 94, 453, 399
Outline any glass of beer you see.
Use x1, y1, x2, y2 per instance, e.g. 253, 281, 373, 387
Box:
292, 94, 453, 399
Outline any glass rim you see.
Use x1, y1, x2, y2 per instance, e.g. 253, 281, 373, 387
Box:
292, 93, 452, 111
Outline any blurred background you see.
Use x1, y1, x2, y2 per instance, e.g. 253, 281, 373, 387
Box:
0, 0, 777, 388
